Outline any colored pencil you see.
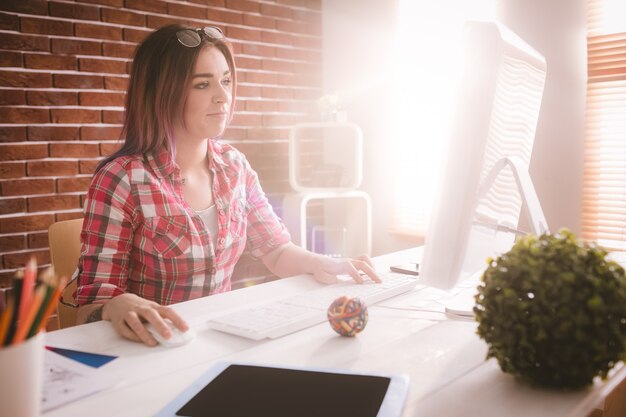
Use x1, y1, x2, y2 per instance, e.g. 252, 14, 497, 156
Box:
27, 267, 55, 339
35, 274, 67, 335
5, 270, 23, 344
0, 297, 14, 346
12, 283, 46, 344
18, 257, 37, 324
1, 260, 67, 346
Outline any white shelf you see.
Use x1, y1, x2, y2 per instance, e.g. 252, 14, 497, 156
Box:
282, 191, 372, 258
288, 122, 363, 193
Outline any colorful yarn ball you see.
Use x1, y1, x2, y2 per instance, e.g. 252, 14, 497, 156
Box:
327, 296, 368, 337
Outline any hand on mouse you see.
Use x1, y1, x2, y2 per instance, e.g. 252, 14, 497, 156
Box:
102, 293, 189, 346
146, 321, 196, 347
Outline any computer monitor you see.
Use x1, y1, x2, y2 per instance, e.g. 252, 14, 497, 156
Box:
417, 21, 549, 291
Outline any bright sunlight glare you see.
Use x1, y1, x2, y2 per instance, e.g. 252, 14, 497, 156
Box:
591, 0, 626, 35
391, 1, 495, 235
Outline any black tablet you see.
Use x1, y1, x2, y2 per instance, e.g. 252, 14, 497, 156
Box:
154, 361, 410, 417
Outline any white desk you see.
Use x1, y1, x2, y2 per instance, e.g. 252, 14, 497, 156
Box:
43, 248, 625, 417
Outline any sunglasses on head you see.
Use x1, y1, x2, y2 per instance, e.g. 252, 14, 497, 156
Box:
176, 26, 224, 48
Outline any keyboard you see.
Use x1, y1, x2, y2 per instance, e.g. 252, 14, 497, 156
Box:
206, 271, 419, 340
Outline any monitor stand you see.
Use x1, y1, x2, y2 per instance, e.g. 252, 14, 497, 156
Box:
443, 156, 550, 319
444, 291, 478, 318
443, 271, 482, 318
476, 156, 549, 236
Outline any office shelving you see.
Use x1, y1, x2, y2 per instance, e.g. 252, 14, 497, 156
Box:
283, 122, 371, 258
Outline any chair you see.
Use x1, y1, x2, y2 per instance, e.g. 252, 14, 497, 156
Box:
48, 218, 83, 329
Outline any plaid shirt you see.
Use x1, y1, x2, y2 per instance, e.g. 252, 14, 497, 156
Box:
76, 141, 291, 306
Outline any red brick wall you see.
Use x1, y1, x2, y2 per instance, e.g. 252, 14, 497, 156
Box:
0, 0, 322, 300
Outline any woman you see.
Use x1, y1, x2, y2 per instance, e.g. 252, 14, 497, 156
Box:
75, 24, 379, 346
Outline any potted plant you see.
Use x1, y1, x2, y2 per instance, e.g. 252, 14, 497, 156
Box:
474, 229, 626, 388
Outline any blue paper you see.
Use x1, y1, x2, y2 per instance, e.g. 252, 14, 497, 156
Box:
45, 346, 117, 368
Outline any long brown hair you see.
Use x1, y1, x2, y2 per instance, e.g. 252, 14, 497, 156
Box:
97, 24, 237, 172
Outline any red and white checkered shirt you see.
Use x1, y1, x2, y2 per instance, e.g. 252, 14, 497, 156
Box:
75, 141, 291, 306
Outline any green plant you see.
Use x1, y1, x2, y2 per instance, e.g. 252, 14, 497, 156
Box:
474, 229, 626, 389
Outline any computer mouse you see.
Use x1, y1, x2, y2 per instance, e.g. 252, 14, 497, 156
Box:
145, 321, 196, 348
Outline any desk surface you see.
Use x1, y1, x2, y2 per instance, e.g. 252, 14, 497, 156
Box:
43, 248, 625, 417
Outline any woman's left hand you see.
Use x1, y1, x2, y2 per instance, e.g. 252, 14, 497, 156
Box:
312, 255, 381, 284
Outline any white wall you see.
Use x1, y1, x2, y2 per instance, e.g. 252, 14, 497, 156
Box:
321, 0, 587, 255
497, 0, 587, 236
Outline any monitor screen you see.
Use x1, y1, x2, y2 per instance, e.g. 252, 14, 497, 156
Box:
419, 21, 548, 291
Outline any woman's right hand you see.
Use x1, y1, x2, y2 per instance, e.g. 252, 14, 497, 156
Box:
102, 293, 189, 346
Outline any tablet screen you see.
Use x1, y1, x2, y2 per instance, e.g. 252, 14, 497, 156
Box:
175, 364, 391, 417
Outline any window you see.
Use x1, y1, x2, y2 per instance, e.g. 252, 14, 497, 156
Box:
390, 1, 495, 236
582, 0, 626, 249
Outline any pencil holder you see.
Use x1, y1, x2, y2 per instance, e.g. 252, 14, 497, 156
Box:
0, 332, 44, 417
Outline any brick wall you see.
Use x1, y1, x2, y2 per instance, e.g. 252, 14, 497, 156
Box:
0, 0, 322, 306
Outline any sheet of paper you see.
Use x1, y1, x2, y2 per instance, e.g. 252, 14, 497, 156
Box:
42, 348, 118, 412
